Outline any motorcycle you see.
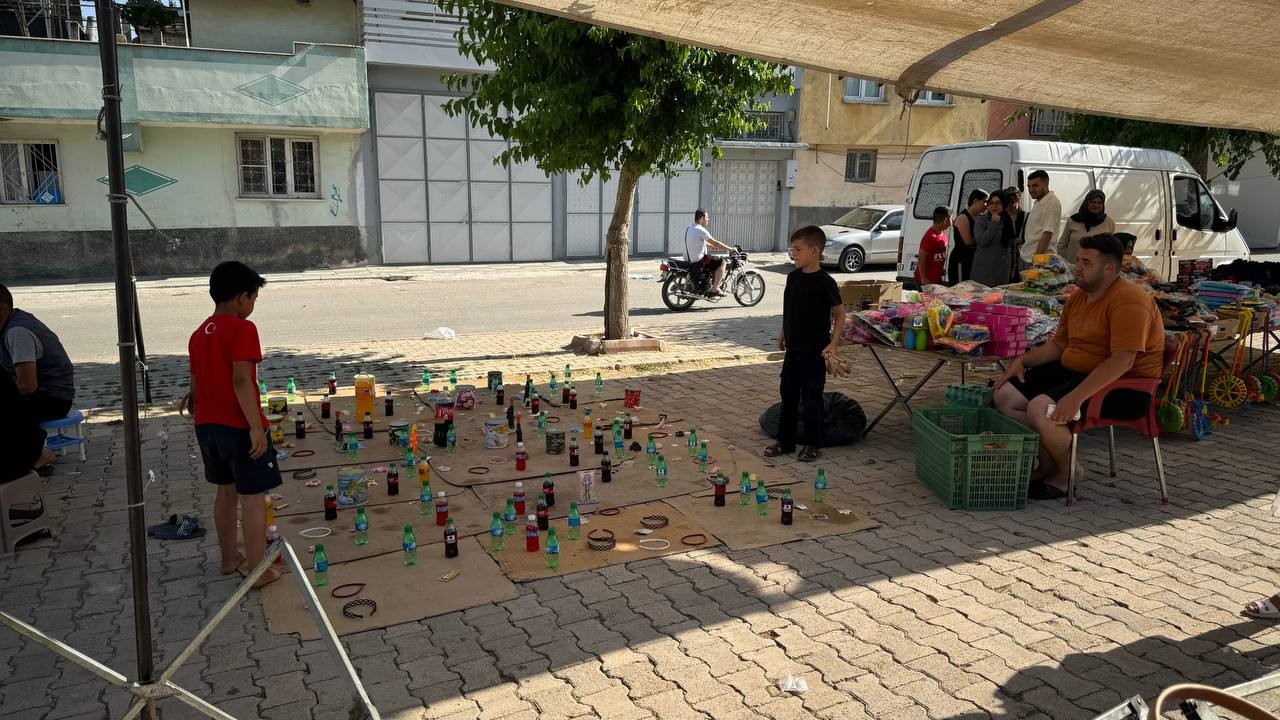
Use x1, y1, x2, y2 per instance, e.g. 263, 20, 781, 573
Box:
658, 247, 767, 311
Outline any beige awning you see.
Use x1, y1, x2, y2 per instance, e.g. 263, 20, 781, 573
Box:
497, 0, 1280, 134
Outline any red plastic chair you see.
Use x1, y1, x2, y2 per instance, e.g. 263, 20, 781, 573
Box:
1064, 337, 1179, 506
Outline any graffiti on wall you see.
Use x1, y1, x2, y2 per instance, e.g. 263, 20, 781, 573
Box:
327, 184, 344, 217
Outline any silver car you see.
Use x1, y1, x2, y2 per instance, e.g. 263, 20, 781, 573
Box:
818, 204, 905, 273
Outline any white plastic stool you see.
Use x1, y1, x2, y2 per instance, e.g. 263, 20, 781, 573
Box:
1, 472, 51, 556
40, 409, 85, 461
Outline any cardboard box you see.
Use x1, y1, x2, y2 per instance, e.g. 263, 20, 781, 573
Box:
839, 280, 903, 311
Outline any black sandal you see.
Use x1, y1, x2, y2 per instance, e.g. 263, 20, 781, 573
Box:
1027, 481, 1067, 500
798, 446, 822, 462
763, 443, 793, 458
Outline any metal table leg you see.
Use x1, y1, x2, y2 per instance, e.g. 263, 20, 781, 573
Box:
861, 345, 948, 436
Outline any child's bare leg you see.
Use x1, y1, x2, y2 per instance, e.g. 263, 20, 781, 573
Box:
241, 492, 267, 569
214, 485, 242, 574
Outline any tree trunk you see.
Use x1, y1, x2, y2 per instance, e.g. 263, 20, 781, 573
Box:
1186, 128, 1211, 179
603, 159, 642, 340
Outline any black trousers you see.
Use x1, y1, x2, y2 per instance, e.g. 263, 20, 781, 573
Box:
947, 243, 974, 286
28, 390, 72, 424
1, 374, 46, 483
777, 350, 825, 449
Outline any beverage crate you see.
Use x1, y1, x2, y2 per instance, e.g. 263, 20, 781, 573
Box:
943, 384, 993, 408
912, 407, 1038, 511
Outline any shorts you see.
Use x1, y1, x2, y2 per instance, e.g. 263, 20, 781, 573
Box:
1008, 361, 1150, 421
196, 424, 283, 495
700, 255, 725, 271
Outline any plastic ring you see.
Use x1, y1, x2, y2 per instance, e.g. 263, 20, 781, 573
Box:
640, 514, 669, 529
681, 534, 707, 547
638, 538, 671, 551
342, 598, 377, 619
330, 583, 366, 598
546, 416, 561, 424
648, 432, 669, 439
293, 468, 317, 481
599, 507, 621, 516
467, 466, 491, 475
588, 536, 616, 551
587, 528, 615, 541
299, 527, 332, 538
488, 456, 508, 464
291, 449, 316, 458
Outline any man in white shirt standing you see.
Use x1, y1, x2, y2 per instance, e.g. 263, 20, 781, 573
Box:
685, 209, 734, 296
1021, 170, 1063, 266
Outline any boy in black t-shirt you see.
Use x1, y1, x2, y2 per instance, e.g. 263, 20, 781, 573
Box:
765, 226, 846, 462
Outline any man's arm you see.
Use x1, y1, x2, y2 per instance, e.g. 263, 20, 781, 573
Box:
232, 361, 268, 459
778, 325, 786, 351
14, 361, 37, 396
993, 338, 1065, 389
1049, 351, 1137, 424
1034, 230, 1054, 255
707, 238, 733, 252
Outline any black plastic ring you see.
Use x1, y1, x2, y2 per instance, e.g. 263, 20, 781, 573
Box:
641, 514, 669, 529
342, 598, 377, 619
330, 583, 365, 599
587, 529, 616, 551
293, 469, 317, 481
648, 432, 669, 439
599, 507, 621, 516
291, 449, 316, 458
681, 534, 707, 547
468, 466, 491, 475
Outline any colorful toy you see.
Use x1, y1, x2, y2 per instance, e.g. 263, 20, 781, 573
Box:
1208, 309, 1251, 409
1156, 333, 1190, 432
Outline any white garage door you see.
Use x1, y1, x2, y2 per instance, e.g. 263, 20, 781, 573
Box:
564, 166, 701, 258
710, 159, 778, 252
375, 92, 553, 263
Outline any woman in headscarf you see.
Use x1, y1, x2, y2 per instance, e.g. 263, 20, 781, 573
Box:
971, 190, 1014, 288
1059, 189, 1115, 261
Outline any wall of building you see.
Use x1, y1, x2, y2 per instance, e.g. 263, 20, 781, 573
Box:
187, 0, 359, 54
986, 100, 1031, 140
0, 123, 365, 279
796, 72, 988, 150
788, 148, 920, 230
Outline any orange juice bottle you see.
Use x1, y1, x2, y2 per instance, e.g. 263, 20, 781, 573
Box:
582, 408, 593, 441
354, 373, 376, 419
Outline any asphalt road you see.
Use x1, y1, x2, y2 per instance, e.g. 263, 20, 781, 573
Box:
11, 257, 900, 363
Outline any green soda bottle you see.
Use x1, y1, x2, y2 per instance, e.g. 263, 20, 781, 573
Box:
354, 507, 369, 545
549, 372, 558, 392
312, 544, 329, 587
258, 378, 268, 399
346, 431, 358, 461
739, 472, 751, 505
814, 468, 828, 504
446, 423, 456, 453
755, 477, 768, 516
646, 435, 658, 468
419, 477, 432, 516
698, 442, 709, 473
656, 454, 668, 488
567, 501, 581, 541
402, 525, 418, 566
595, 372, 604, 396
613, 428, 625, 460
422, 370, 431, 391
687, 428, 698, 457
503, 498, 518, 537
489, 512, 504, 552
564, 364, 572, 385
545, 528, 560, 569
286, 376, 297, 398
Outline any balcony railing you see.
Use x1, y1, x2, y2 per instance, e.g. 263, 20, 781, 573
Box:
362, 0, 478, 70
1030, 107, 1068, 136
730, 111, 795, 143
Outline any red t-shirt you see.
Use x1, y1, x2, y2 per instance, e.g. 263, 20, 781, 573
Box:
188, 313, 267, 429
915, 227, 949, 285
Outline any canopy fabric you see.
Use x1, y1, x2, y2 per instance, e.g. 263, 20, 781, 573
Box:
497, 0, 1280, 134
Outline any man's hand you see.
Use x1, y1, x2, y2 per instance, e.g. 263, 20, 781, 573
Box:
1048, 393, 1083, 425
778, 333, 786, 351
821, 342, 838, 360
993, 357, 1026, 390
248, 428, 268, 460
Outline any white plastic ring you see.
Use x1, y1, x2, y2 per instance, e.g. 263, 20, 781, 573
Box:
637, 538, 671, 551
299, 527, 332, 538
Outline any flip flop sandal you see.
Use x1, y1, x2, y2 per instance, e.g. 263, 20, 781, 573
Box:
763, 443, 793, 458
797, 447, 822, 462
147, 514, 207, 541
1244, 595, 1280, 620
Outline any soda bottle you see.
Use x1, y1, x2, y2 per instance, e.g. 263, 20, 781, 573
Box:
265, 495, 276, 527
612, 417, 622, 436
593, 431, 605, 456
321, 394, 331, 419
258, 377, 268, 397
387, 465, 400, 496
515, 442, 528, 472
569, 436, 580, 467
582, 408, 593, 441
408, 423, 419, 454
613, 429, 624, 461
266, 524, 282, 566
524, 374, 534, 406
328, 371, 338, 394
346, 432, 358, 461
496, 385, 505, 405
698, 442, 709, 473
567, 501, 581, 541
525, 515, 540, 552
385, 390, 394, 417
286, 376, 297, 399
595, 372, 604, 396
506, 399, 516, 429
623, 414, 633, 440
502, 499, 517, 538
814, 468, 828, 504
402, 525, 418, 565
545, 528, 560, 570
568, 386, 578, 410
450, 368, 458, 389
324, 485, 338, 520
515, 415, 525, 445
687, 427, 698, 457
739, 472, 752, 506
755, 477, 768, 516
362, 413, 374, 440
355, 507, 369, 545
536, 494, 550, 531
446, 424, 457, 453
656, 454, 668, 488
513, 482, 526, 515
332, 412, 343, 447
564, 364, 572, 385
780, 489, 794, 525
489, 512, 505, 552
549, 372, 558, 393
418, 476, 432, 514
600, 453, 613, 483
421, 370, 430, 391
295, 411, 306, 439
434, 491, 449, 527
713, 472, 727, 507
646, 435, 657, 467
531, 391, 541, 415
418, 460, 431, 488
542, 473, 556, 508
444, 516, 459, 558
312, 544, 329, 587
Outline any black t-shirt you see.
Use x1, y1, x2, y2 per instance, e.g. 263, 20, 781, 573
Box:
783, 268, 841, 352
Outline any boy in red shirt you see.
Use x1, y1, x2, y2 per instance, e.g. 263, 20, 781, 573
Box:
915, 205, 951, 286
188, 261, 281, 587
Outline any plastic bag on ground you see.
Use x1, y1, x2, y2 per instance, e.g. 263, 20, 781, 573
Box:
425, 327, 456, 340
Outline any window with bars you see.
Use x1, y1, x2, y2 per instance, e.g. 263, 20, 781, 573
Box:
1, 141, 62, 205
842, 77, 886, 103
237, 135, 319, 198
1030, 107, 1068, 136
844, 150, 877, 183
915, 90, 952, 106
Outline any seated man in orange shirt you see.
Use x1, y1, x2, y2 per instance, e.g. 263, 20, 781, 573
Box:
993, 234, 1165, 499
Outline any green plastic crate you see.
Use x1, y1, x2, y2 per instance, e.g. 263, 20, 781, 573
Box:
944, 383, 993, 408
912, 407, 1039, 511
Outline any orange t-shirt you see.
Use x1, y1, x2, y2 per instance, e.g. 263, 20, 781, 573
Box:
1053, 277, 1164, 378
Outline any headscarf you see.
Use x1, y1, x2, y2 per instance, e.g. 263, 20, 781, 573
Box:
1071, 189, 1108, 232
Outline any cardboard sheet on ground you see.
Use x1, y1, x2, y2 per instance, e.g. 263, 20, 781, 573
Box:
275, 487, 490, 563
662, 488, 879, 551
261, 537, 517, 639
485, 502, 720, 582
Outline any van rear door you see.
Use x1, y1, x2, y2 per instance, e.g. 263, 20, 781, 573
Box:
1096, 169, 1166, 273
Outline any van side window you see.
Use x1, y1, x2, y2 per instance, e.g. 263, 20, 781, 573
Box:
958, 170, 1003, 211
1174, 176, 1217, 231
913, 172, 953, 218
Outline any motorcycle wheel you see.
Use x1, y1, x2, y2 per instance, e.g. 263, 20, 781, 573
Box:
733, 271, 766, 307
661, 275, 697, 311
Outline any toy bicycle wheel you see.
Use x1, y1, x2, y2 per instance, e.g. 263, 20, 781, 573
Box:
1260, 374, 1278, 402
1244, 375, 1264, 402
1189, 402, 1209, 441
1157, 402, 1185, 432
1208, 374, 1247, 409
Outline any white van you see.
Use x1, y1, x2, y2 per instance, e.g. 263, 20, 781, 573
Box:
897, 140, 1249, 286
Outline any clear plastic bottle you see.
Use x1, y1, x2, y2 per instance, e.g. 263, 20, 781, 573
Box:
312, 544, 329, 587
545, 528, 560, 570
567, 501, 581, 541
656, 455, 668, 488
402, 525, 417, 566
490, 512, 505, 552
814, 468, 828, 504
354, 507, 369, 545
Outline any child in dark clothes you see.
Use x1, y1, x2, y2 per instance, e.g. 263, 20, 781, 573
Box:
764, 226, 846, 462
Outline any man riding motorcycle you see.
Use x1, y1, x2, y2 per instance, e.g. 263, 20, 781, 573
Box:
685, 209, 734, 296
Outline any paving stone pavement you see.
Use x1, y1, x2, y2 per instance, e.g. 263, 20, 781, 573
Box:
2, 343, 1279, 720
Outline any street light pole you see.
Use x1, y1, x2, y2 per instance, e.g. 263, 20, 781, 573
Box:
93, 1, 158, 717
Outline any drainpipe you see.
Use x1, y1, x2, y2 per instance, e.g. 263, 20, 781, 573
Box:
825, 73, 831, 129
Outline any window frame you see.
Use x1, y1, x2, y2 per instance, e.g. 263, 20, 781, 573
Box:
0, 139, 64, 206
842, 77, 887, 104
879, 211, 903, 232
1029, 108, 1068, 136
958, 169, 1005, 213
912, 171, 955, 219
1173, 175, 1219, 231
844, 149, 877, 183
236, 133, 321, 199
914, 90, 953, 107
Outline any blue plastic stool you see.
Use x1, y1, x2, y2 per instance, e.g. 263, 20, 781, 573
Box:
40, 409, 85, 461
